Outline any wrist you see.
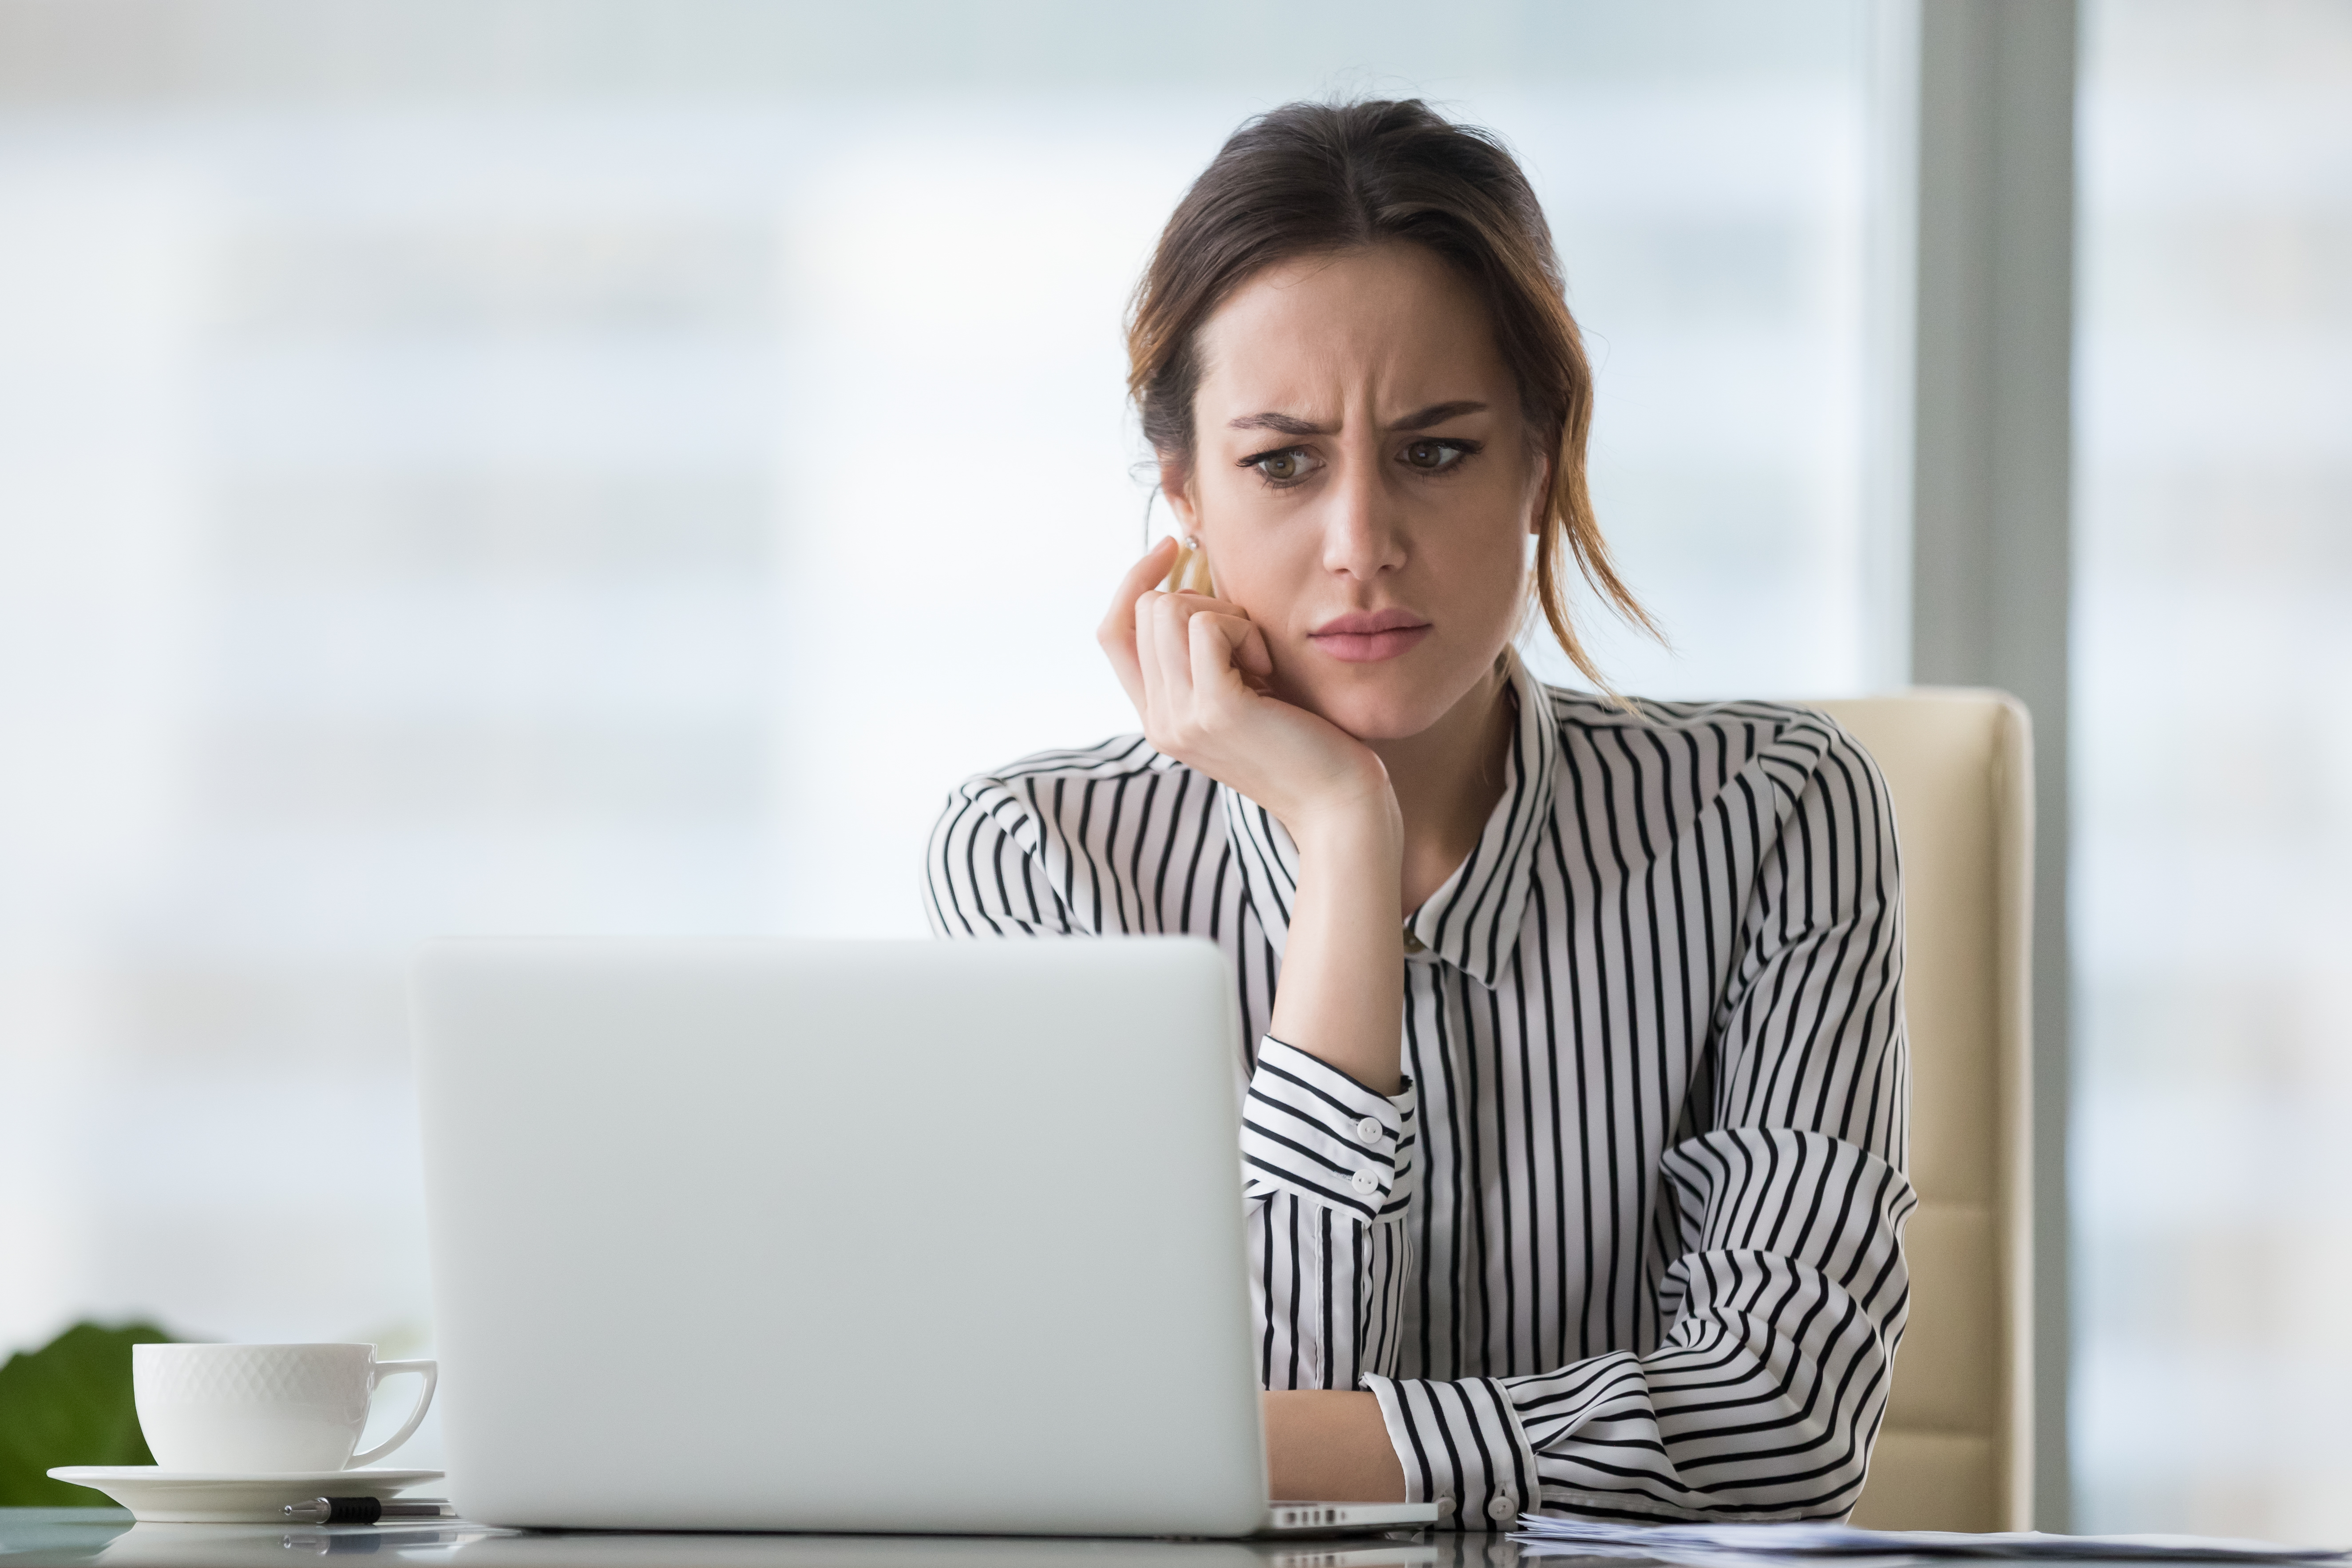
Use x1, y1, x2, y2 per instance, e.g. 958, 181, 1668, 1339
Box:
1287, 790, 1403, 867
1262, 1391, 1408, 1503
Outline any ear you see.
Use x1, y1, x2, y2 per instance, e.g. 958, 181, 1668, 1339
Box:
1159, 456, 1199, 535
1524, 447, 1552, 536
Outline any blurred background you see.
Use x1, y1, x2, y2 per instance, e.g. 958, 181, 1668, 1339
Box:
0, 0, 2343, 1538
2071, 0, 2352, 1537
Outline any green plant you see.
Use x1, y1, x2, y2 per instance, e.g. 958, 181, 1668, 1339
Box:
0, 1321, 175, 1505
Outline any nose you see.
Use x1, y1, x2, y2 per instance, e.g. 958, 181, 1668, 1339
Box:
1319, 443, 1407, 582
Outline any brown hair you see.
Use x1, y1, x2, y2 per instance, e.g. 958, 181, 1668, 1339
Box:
1126, 98, 1653, 688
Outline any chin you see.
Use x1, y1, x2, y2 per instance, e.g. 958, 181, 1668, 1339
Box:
1291, 669, 1467, 743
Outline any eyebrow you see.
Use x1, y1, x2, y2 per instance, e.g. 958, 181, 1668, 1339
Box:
1225, 400, 1489, 437
1227, 411, 1326, 436
1393, 400, 1488, 431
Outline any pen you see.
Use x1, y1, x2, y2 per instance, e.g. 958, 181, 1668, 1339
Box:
283, 1497, 456, 1524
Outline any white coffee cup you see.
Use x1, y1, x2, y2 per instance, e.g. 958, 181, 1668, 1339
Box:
133, 1343, 438, 1473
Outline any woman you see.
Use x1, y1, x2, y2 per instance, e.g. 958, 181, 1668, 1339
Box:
928, 99, 1911, 1527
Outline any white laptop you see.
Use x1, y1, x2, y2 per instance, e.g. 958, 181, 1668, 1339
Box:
412, 936, 1439, 1540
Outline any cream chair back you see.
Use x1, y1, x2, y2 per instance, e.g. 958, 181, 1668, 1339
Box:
1812, 691, 2034, 1531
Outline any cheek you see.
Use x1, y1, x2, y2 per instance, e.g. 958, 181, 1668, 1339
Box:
1439, 540, 1532, 629
1412, 513, 1533, 652
1196, 476, 1314, 582
1207, 544, 1315, 628
1429, 481, 1535, 580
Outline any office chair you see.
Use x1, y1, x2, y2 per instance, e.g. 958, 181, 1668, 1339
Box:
1815, 691, 2035, 1531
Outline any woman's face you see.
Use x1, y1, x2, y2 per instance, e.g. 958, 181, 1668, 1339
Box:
1168, 242, 1543, 742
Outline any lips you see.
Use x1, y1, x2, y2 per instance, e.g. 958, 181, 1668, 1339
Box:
1309, 608, 1433, 664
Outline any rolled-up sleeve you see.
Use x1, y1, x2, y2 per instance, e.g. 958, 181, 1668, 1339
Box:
1242, 1037, 1413, 1220
1241, 1038, 1418, 1396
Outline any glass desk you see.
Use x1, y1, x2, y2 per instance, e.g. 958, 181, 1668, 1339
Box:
1, 1509, 1566, 1568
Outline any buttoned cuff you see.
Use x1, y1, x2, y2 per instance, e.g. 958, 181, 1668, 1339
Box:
1362, 1374, 1540, 1531
1239, 1036, 1414, 1221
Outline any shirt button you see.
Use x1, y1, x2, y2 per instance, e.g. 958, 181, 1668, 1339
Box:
1354, 1117, 1383, 1144
1435, 1494, 1457, 1517
1350, 1170, 1379, 1195
1402, 931, 1426, 954
1487, 1493, 1518, 1520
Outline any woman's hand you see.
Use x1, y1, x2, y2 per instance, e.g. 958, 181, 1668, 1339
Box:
1262, 1391, 1408, 1503
1097, 539, 1394, 839
1100, 539, 1407, 1096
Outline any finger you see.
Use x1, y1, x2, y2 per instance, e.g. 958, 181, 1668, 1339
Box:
1143, 590, 1197, 719
1131, 588, 1183, 725
1129, 589, 1167, 709
1115, 535, 1181, 607
1104, 540, 1179, 651
1149, 591, 1249, 683
1161, 589, 1250, 622
1187, 611, 1262, 701
1176, 607, 1274, 683
1233, 620, 1276, 679
1098, 538, 1177, 711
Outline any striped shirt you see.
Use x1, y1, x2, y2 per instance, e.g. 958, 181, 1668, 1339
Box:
925, 653, 1913, 1528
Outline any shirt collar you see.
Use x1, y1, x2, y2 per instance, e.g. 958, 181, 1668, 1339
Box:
1221, 649, 1560, 990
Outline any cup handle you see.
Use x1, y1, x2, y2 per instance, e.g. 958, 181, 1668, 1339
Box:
349, 1358, 438, 1469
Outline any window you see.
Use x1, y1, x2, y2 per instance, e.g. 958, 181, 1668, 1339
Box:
2073, 0, 2352, 1537
0, 0, 1875, 1468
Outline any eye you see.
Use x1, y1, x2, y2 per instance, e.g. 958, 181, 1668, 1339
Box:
1241, 446, 1323, 486
1399, 438, 1480, 474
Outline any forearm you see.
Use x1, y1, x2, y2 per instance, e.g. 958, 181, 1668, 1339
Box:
1362, 1129, 1914, 1525
1268, 807, 1405, 1096
1263, 1390, 1406, 1503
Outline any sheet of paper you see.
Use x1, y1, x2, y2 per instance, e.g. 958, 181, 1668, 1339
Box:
1512, 1538, 1934, 1568
1507, 1518, 2349, 1564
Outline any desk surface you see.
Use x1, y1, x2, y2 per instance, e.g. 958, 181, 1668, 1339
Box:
0, 1509, 1552, 1568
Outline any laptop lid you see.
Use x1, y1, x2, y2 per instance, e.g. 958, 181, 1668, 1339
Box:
413, 936, 1267, 1536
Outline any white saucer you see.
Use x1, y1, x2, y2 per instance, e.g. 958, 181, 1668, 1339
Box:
47, 1466, 443, 1524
